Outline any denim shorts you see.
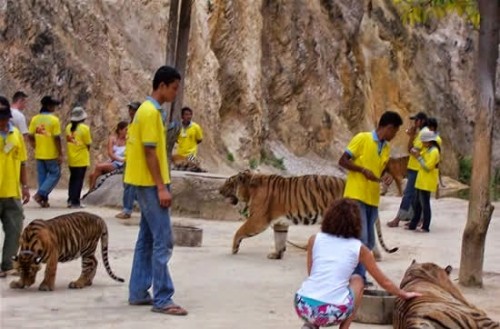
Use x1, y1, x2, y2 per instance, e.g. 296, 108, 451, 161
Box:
294, 290, 355, 327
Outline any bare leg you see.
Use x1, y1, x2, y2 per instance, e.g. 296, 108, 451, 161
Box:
268, 223, 288, 259
339, 275, 364, 329
88, 163, 115, 190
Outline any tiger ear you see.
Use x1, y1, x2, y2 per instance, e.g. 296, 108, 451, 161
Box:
35, 256, 42, 264
444, 265, 452, 275
11, 255, 18, 261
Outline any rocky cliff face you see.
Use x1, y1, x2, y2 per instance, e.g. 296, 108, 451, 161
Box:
1, 0, 498, 180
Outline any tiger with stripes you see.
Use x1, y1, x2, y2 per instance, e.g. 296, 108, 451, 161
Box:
394, 260, 499, 328
10, 212, 124, 291
219, 170, 398, 259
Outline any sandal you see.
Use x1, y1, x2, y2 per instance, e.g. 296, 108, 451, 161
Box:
151, 304, 188, 316
415, 228, 430, 233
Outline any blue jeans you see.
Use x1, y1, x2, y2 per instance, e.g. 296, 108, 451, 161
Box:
129, 185, 175, 309
409, 189, 432, 231
396, 169, 418, 220
122, 183, 137, 215
353, 201, 378, 282
36, 159, 61, 199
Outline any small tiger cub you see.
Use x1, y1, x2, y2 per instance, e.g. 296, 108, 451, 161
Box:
10, 211, 124, 291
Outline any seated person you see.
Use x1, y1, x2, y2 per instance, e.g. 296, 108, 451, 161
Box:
174, 107, 203, 161
88, 121, 127, 190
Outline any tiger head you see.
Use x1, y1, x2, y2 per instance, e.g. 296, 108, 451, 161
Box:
11, 250, 43, 288
401, 260, 453, 286
219, 170, 254, 205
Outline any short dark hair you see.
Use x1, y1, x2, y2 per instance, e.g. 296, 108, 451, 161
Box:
427, 117, 438, 130
181, 107, 193, 116
378, 111, 403, 128
321, 199, 361, 239
152, 66, 181, 90
115, 120, 128, 134
12, 91, 28, 103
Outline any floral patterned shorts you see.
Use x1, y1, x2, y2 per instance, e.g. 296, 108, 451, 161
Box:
294, 290, 355, 327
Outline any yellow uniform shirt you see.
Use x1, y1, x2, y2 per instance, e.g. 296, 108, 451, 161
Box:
176, 122, 203, 157
29, 113, 61, 160
65, 123, 92, 167
343, 131, 391, 207
124, 98, 170, 186
415, 146, 440, 192
407, 127, 430, 171
0, 125, 27, 198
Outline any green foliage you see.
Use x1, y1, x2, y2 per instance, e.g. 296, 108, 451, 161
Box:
393, 0, 480, 28
249, 158, 259, 169
226, 152, 235, 162
260, 149, 287, 171
458, 156, 473, 184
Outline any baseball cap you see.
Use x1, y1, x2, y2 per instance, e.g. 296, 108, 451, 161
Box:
41, 95, 61, 107
127, 101, 141, 111
409, 111, 427, 121
0, 96, 11, 119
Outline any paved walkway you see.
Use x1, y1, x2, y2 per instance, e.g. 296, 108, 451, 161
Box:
1, 190, 499, 328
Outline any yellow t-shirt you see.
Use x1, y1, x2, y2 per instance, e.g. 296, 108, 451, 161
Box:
343, 131, 391, 207
65, 123, 92, 167
176, 122, 203, 157
407, 127, 430, 171
29, 113, 61, 160
0, 125, 27, 198
415, 146, 440, 192
124, 99, 170, 186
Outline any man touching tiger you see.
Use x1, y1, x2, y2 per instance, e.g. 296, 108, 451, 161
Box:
338, 111, 403, 286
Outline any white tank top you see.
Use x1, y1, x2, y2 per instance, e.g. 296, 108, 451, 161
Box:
297, 232, 361, 305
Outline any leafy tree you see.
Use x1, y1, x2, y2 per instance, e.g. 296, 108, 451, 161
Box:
393, 0, 499, 287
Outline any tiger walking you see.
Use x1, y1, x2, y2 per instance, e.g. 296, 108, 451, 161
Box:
10, 211, 124, 291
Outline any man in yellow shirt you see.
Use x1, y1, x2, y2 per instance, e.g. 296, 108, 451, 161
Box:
28, 96, 63, 208
338, 111, 403, 285
0, 96, 30, 278
125, 66, 188, 316
175, 107, 203, 160
387, 112, 428, 227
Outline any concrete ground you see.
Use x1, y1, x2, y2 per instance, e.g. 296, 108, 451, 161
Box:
1, 190, 499, 328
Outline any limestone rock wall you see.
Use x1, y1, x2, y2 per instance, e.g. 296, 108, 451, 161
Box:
1, 0, 499, 183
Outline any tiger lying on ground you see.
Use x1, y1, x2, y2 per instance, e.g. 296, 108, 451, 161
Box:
10, 211, 124, 291
219, 170, 398, 259
394, 260, 499, 329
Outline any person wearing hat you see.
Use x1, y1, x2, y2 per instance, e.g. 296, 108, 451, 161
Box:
65, 106, 92, 208
406, 130, 440, 233
115, 101, 140, 219
0, 96, 30, 278
387, 111, 429, 228
28, 96, 63, 208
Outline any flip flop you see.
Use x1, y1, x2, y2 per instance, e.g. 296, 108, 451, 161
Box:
387, 221, 399, 228
152, 304, 188, 316
415, 228, 430, 233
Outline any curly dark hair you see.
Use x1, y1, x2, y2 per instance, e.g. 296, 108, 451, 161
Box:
321, 198, 362, 239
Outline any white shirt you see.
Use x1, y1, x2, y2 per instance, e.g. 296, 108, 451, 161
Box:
297, 232, 361, 305
10, 108, 28, 134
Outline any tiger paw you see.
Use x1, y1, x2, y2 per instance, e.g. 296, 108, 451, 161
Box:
231, 247, 239, 255
38, 282, 54, 291
9, 280, 24, 289
68, 280, 91, 289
